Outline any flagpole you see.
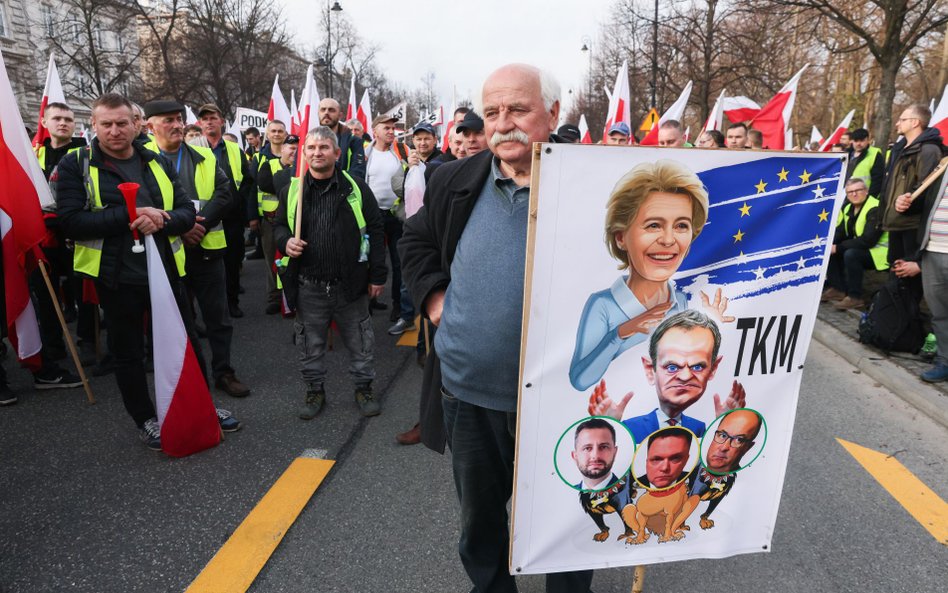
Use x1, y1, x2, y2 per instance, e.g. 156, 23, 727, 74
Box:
38, 260, 95, 404
631, 565, 645, 593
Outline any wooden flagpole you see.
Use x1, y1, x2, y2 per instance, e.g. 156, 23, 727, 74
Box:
38, 260, 95, 404
631, 565, 646, 593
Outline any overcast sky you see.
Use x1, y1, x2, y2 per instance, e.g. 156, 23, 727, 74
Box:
277, 0, 611, 117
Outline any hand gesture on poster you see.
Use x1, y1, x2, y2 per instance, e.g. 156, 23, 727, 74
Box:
700, 288, 735, 324
587, 379, 633, 420
713, 380, 747, 417
617, 301, 672, 339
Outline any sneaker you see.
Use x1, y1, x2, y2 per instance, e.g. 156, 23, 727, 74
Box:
921, 363, 948, 383
216, 408, 243, 432
921, 333, 937, 361
354, 385, 381, 417
33, 367, 83, 390
388, 318, 416, 336
0, 383, 17, 406
833, 296, 865, 310
216, 372, 251, 398
140, 418, 162, 451
396, 422, 421, 445
299, 384, 325, 420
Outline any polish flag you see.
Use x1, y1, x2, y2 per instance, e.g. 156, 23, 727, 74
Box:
809, 125, 823, 147
722, 96, 761, 123
819, 109, 855, 152
683, 126, 691, 143
1, 50, 48, 367
785, 127, 794, 150
578, 114, 592, 144
750, 64, 808, 150
346, 76, 357, 121
602, 60, 632, 143
440, 97, 454, 152
289, 89, 301, 137
640, 81, 693, 146
930, 84, 948, 141
356, 89, 372, 135
32, 54, 66, 147
267, 74, 292, 125
184, 105, 197, 125
145, 235, 220, 457
295, 64, 320, 175
704, 89, 726, 132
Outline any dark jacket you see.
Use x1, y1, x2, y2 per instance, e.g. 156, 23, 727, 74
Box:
879, 126, 945, 232
272, 167, 386, 304
256, 156, 291, 196
210, 138, 256, 224
176, 143, 234, 260
337, 127, 367, 180
56, 138, 196, 288
424, 151, 456, 184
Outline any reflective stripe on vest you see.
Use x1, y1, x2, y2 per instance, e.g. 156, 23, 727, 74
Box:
276, 171, 366, 290
35, 145, 80, 172
74, 156, 187, 278
851, 146, 881, 185
257, 157, 284, 215
224, 140, 244, 187
843, 195, 889, 271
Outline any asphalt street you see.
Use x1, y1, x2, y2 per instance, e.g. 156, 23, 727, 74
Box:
1, 257, 946, 593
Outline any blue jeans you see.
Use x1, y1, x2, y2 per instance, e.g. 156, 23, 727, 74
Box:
442, 389, 593, 593
294, 278, 374, 387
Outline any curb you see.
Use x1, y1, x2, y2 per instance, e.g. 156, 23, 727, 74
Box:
812, 323, 948, 430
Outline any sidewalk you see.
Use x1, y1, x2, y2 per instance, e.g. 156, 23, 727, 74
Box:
813, 301, 948, 429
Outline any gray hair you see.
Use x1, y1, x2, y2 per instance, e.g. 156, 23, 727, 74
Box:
648, 310, 721, 364
305, 126, 340, 151
475, 64, 560, 113
844, 177, 868, 191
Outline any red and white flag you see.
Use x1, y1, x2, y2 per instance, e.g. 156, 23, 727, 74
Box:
785, 128, 794, 150
267, 74, 292, 125
289, 89, 301, 137
819, 109, 854, 152
931, 84, 948, 141
602, 60, 632, 143
809, 125, 823, 147
346, 76, 357, 121
704, 89, 726, 132
145, 234, 220, 457
184, 105, 197, 125
722, 96, 761, 123
578, 114, 592, 144
1, 50, 48, 367
356, 89, 372, 135
750, 64, 808, 150
32, 54, 66, 147
639, 81, 693, 146
295, 64, 320, 175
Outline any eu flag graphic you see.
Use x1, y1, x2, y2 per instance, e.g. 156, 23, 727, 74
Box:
674, 155, 846, 299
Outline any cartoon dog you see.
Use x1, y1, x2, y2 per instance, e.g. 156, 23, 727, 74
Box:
579, 473, 638, 542
624, 479, 690, 544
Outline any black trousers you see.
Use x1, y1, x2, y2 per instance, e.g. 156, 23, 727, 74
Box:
381, 209, 403, 308
887, 229, 923, 304
185, 254, 233, 381
223, 218, 245, 306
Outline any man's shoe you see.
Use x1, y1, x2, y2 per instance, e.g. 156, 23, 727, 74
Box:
140, 418, 162, 451
265, 302, 281, 315
354, 385, 381, 417
388, 318, 416, 336
33, 367, 82, 390
820, 287, 846, 302
833, 296, 865, 310
216, 372, 251, 397
396, 423, 421, 445
369, 298, 388, 311
229, 303, 244, 318
921, 363, 948, 383
217, 408, 242, 432
299, 385, 326, 420
0, 383, 17, 406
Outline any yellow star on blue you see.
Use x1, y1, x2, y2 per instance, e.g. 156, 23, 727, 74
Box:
733, 229, 745, 243
777, 167, 789, 182
755, 180, 767, 194
818, 209, 829, 222
799, 169, 812, 184
739, 203, 751, 217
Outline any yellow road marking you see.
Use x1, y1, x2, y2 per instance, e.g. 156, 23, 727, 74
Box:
396, 315, 423, 347
185, 457, 335, 592
838, 438, 948, 545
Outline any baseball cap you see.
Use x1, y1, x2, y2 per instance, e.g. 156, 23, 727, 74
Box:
374, 113, 398, 125
285, 134, 299, 145
455, 111, 484, 134
143, 100, 185, 120
412, 122, 436, 136
608, 121, 631, 136
197, 103, 223, 118
557, 124, 581, 142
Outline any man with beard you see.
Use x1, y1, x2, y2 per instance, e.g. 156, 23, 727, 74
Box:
317, 98, 366, 179
572, 418, 636, 542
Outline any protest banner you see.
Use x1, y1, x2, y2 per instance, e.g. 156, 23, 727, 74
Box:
233, 107, 268, 132
511, 144, 847, 574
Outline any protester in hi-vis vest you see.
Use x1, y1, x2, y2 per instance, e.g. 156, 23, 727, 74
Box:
845, 128, 885, 199
823, 177, 889, 310
273, 126, 387, 420
56, 93, 241, 451
254, 120, 289, 314
144, 100, 251, 399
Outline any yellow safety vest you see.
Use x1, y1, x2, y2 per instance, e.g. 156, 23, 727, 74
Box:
73, 151, 187, 278
257, 156, 286, 216
276, 170, 367, 290
143, 141, 225, 251
841, 195, 889, 271
851, 146, 881, 185
223, 140, 244, 187
35, 144, 80, 172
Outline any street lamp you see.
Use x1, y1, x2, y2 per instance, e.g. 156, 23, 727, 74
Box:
581, 36, 592, 102
326, 1, 343, 98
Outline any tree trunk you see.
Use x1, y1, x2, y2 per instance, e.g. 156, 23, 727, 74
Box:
872, 55, 900, 144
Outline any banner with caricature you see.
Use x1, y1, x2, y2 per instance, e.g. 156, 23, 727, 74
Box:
511, 145, 846, 573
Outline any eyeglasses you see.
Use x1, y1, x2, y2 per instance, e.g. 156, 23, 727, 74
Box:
846, 188, 867, 195
713, 430, 751, 447
898, 117, 919, 123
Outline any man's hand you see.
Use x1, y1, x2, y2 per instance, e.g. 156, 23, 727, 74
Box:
425, 289, 446, 327
713, 380, 747, 417
182, 216, 207, 246
407, 149, 420, 167
831, 244, 837, 255
617, 301, 673, 338
285, 237, 307, 258
587, 379, 633, 420
893, 259, 921, 278
700, 288, 735, 324
130, 207, 171, 235
368, 284, 384, 299
249, 219, 260, 232
894, 192, 913, 213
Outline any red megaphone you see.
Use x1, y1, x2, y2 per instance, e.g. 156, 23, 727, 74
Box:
117, 182, 145, 253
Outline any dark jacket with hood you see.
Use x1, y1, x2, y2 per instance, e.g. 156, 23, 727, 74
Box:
880, 126, 946, 233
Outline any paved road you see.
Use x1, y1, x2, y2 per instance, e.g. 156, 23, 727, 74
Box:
1, 258, 946, 592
